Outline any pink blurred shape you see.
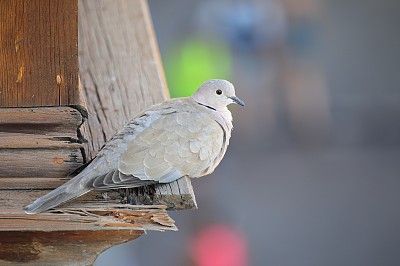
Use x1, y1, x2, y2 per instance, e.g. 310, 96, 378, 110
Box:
190, 224, 248, 266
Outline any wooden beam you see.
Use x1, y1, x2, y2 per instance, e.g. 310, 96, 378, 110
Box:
0, 107, 84, 178
79, 0, 197, 210
0, 0, 79, 107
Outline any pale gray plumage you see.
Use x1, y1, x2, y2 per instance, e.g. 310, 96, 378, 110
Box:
25, 79, 244, 214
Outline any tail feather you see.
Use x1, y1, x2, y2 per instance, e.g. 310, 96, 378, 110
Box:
25, 183, 90, 214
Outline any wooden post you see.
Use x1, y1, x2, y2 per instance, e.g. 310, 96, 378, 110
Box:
0, 0, 79, 107
78, 0, 197, 210
0, 0, 196, 264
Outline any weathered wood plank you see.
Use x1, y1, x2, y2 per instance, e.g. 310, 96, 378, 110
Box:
0, 178, 69, 190
0, 0, 79, 107
78, 0, 168, 158
0, 133, 82, 149
0, 107, 82, 134
0, 149, 83, 178
0, 176, 197, 211
0, 188, 176, 231
79, 0, 197, 210
0, 107, 84, 178
123, 176, 198, 210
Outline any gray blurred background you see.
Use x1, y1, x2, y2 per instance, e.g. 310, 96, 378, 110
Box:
96, 0, 400, 265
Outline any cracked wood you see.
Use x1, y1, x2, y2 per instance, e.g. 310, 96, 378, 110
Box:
79, 0, 197, 210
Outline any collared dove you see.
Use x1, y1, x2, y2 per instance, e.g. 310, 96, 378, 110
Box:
25, 79, 244, 214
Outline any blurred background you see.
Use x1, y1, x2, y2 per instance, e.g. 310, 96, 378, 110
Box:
96, 0, 400, 265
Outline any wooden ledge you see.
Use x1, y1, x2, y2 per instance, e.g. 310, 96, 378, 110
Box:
0, 204, 176, 232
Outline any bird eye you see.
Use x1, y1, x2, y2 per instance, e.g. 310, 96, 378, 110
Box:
216, 89, 222, 95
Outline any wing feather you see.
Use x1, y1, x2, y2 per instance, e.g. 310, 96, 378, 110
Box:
86, 170, 157, 189
105, 111, 225, 186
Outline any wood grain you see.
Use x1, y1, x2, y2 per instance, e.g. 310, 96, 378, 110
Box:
79, 0, 168, 157
79, 0, 197, 210
0, 0, 79, 107
0, 231, 143, 265
123, 176, 198, 210
0, 107, 84, 178
0, 178, 69, 190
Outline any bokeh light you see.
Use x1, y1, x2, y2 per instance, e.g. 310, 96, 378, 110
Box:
164, 37, 232, 97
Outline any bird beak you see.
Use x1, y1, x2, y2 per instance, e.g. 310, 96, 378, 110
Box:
229, 96, 245, 107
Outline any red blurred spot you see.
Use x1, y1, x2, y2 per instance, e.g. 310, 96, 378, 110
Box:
190, 224, 248, 266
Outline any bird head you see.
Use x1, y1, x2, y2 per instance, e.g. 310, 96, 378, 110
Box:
192, 79, 245, 111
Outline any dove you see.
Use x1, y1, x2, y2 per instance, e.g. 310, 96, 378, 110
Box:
25, 79, 244, 214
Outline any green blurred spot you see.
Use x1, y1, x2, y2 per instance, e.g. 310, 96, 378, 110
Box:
165, 37, 232, 98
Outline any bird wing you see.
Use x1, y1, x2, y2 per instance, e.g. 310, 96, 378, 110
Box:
118, 111, 225, 184
84, 169, 158, 189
